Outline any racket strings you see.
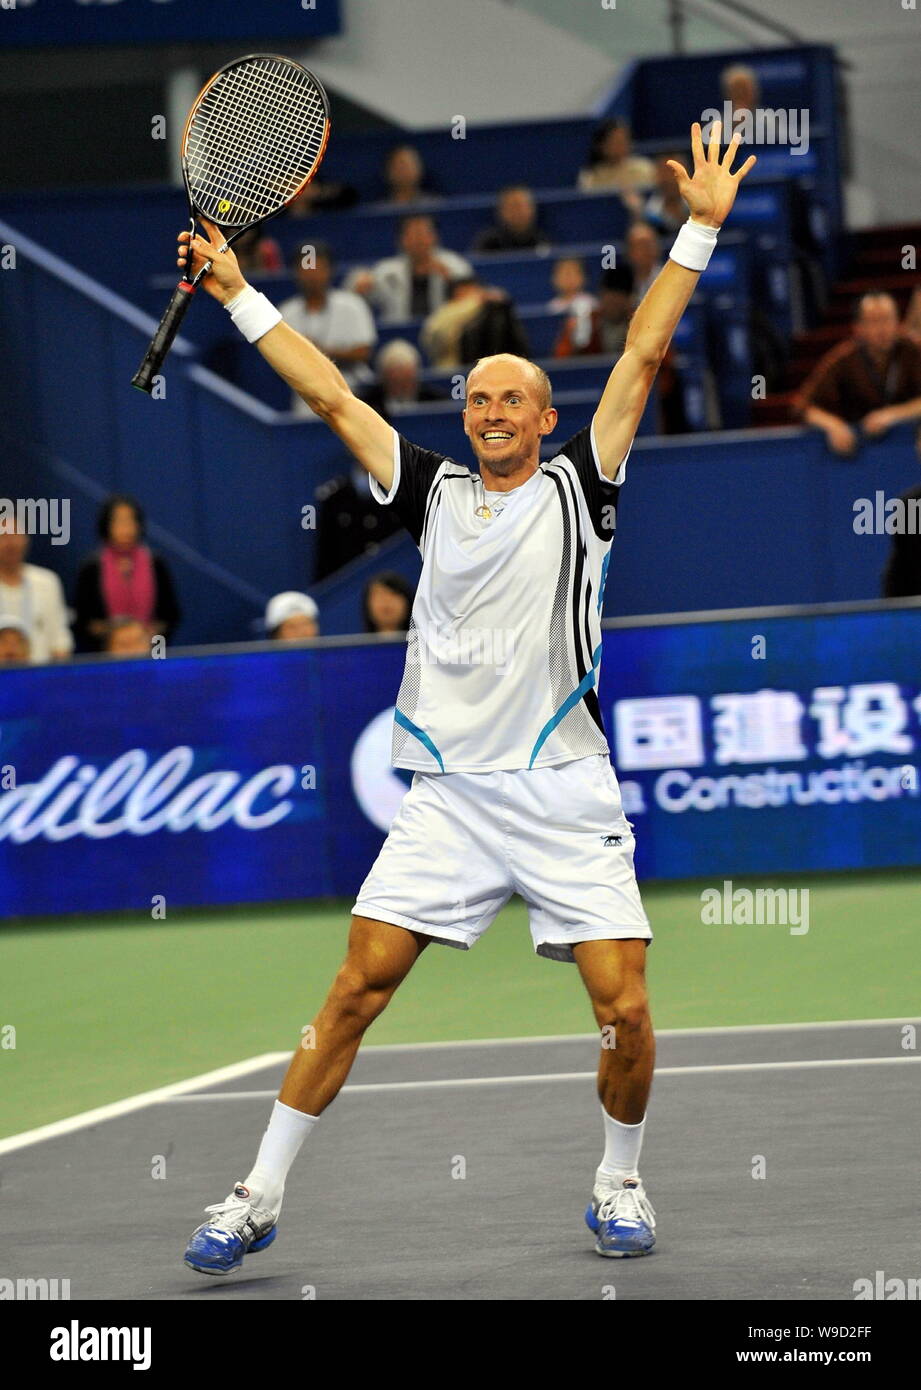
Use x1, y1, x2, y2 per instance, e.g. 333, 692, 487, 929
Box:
185, 56, 327, 225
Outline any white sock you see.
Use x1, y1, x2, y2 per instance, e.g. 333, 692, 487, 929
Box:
243, 1100, 318, 1209
597, 1106, 645, 1184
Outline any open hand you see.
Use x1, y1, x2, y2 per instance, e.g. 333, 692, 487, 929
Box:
666, 122, 757, 229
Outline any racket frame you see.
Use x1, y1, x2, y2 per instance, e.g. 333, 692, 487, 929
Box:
131, 53, 330, 394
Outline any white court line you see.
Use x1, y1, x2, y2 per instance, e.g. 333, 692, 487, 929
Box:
0, 1054, 285, 1157
2, 1021, 917, 1154
167, 1054, 921, 1099
346, 1018, 920, 1052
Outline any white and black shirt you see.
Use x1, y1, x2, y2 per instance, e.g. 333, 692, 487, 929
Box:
370, 422, 630, 774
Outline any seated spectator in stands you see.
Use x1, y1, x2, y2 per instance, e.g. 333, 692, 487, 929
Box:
315, 463, 404, 581
0, 615, 30, 665
644, 154, 689, 235
0, 515, 73, 662
280, 242, 376, 416
347, 215, 473, 324
74, 495, 180, 651
555, 265, 634, 358
882, 485, 921, 597
105, 617, 151, 658
421, 276, 530, 369
578, 119, 656, 197
547, 257, 596, 315
231, 227, 283, 275
363, 572, 414, 634
626, 222, 662, 302
265, 591, 320, 641
361, 340, 447, 418
382, 145, 435, 206
721, 63, 762, 133
796, 293, 921, 456
474, 186, 549, 253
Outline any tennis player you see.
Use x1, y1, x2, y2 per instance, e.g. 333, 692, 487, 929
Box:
181, 123, 755, 1273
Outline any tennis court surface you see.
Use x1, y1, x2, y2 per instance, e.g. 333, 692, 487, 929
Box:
3, 1020, 918, 1301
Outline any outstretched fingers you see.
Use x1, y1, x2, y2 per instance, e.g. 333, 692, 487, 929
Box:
707, 119, 722, 164
733, 153, 758, 181
690, 121, 705, 170
721, 132, 742, 168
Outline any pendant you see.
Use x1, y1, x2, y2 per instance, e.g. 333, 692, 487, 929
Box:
474, 504, 493, 520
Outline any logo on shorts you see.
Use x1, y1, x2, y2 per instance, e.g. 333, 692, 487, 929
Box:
601, 833, 623, 847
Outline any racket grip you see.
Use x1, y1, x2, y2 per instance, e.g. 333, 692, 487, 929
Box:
131, 280, 197, 393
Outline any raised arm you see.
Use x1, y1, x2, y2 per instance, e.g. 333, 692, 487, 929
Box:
592, 123, 756, 478
179, 222, 395, 489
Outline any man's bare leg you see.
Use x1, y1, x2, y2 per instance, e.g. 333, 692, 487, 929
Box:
240, 916, 428, 1206
279, 915, 429, 1114
184, 916, 428, 1272
572, 938, 655, 1124
573, 937, 656, 1254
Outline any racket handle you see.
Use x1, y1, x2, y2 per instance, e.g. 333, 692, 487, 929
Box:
131, 279, 197, 394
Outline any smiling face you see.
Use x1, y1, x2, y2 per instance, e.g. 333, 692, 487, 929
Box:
462, 355, 557, 482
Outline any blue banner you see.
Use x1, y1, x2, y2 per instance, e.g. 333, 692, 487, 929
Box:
0, 607, 918, 919
1, 0, 341, 48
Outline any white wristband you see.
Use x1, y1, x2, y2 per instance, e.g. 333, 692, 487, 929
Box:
669, 219, 719, 273
224, 285, 282, 343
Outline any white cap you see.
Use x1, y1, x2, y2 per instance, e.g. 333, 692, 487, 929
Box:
0, 614, 29, 638
265, 591, 319, 633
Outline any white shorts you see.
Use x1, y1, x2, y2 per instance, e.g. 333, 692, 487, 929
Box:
353, 753, 651, 963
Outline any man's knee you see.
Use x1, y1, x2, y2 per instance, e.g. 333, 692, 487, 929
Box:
591, 982, 650, 1035
328, 922, 418, 1025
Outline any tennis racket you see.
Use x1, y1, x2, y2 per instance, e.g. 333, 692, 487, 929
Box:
132, 53, 330, 394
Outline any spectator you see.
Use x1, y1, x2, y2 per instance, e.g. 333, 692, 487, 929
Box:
721, 63, 762, 131
74, 495, 180, 651
231, 227, 283, 275
547, 257, 596, 316
554, 265, 634, 358
796, 293, 921, 456
315, 463, 404, 581
265, 591, 320, 641
644, 154, 689, 235
105, 617, 152, 658
474, 186, 548, 253
361, 340, 447, 418
347, 216, 472, 324
280, 242, 376, 416
626, 222, 662, 301
0, 515, 73, 662
421, 277, 529, 369
882, 485, 921, 597
0, 615, 31, 665
578, 119, 656, 196
382, 145, 434, 206
363, 572, 414, 634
